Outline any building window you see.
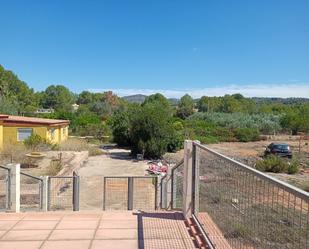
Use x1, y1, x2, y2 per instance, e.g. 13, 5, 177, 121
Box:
17, 128, 33, 141
62, 127, 66, 135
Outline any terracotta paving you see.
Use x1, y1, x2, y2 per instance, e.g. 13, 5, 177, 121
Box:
0, 211, 196, 249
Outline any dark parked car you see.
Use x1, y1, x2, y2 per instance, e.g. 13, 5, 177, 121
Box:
264, 143, 293, 158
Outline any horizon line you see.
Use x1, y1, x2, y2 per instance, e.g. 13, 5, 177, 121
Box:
87, 83, 309, 99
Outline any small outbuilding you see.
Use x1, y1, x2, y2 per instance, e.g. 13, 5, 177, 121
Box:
0, 114, 70, 150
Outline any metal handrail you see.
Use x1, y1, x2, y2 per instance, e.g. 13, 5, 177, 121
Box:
193, 141, 309, 201
0, 165, 10, 170
20, 172, 43, 182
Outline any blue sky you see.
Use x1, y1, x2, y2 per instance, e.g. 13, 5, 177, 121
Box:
1, 0, 309, 97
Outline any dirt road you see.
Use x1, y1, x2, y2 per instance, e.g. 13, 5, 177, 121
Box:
78, 148, 149, 210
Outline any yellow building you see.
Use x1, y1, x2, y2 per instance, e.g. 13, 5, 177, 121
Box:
0, 114, 70, 150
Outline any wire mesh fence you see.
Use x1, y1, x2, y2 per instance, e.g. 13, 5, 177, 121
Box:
171, 160, 184, 210
79, 176, 104, 210
0, 166, 10, 211
104, 177, 129, 210
194, 143, 309, 249
20, 172, 42, 211
48, 176, 74, 211
103, 176, 158, 210
133, 177, 157, 210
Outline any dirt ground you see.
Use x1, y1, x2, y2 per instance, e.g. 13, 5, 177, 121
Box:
207, 136, 309, 191
165, 135, 309, 192
77, 148, 150, 210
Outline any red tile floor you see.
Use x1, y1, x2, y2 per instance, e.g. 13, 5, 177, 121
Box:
0, 211, 196, 249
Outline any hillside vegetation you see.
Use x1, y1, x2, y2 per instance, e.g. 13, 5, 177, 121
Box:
1, 64, 309, 158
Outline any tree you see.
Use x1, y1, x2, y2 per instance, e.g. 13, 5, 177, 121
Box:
176, 94, 194, 119
130, 102, 174, 158
77, 91, 94, 105
0, 64, 38, 113
110, 107, 135, 147
142, 93, 170, 109
41, 85, 74, 111
0, 96, 19, 114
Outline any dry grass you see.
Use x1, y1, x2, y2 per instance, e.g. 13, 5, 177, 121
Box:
1, 143, 30, 164
88, 147, 106, 156
59, 138, 106, 157
45, 160, 63, 176
59, 138, 90, 151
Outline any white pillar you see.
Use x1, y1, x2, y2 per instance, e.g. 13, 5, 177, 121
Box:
8, 164, 20, 213
42, 176, 49, 212
182, 140, 193, 218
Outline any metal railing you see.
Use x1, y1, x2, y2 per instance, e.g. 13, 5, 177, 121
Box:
103, 176, 158, 210
0, 165, 11, 211
192, 142, 309, 249
20, 172, 43, 211
171, 160, 184, 210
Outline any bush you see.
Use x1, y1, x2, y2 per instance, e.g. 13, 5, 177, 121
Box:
23, 134, 51, 151
234, 128, 260, 142
46, 160, 62, 176
255, 155, 300, 174
88, 146, 105, 156
287, 158, 300, 174
188, 112, 282, 134
130, 102, 174, 158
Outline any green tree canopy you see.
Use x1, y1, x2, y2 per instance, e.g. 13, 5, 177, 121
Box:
176, 94, 194, 119
41, 85, 75, 111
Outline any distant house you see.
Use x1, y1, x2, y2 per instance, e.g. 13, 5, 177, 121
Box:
34, 108, 55, 114
0, 114, 70, 150
71, 103, 79, 111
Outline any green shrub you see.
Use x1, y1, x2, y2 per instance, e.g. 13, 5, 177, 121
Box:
23, 134, 51, 151
287, 158, 300, 174
234, 128, 260, 142
255, 155, 300, 174
46, 160, 62, 176
88, 146, 105, 156
188, 112, 282, 134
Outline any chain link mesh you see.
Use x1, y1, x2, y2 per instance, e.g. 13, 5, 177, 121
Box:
20, 172, 42, 211
195, 145, 309, 249
172, 161, 184, 210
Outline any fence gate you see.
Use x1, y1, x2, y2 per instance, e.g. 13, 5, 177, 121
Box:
48, 172, 79, 211
0, 165, 10, 211
103, 176, 158, 211
20, 172, 43, 211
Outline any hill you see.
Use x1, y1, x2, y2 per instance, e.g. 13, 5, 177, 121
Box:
122, 94, 147, 103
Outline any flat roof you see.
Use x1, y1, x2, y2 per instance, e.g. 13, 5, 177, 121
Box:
0, 114, 70, 126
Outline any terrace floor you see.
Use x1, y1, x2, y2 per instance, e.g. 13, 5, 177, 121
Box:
0, 211, 196, 249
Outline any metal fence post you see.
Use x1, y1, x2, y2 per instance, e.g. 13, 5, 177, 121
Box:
182, 140, 193, 218
7, 163, 20, 213
128, 177, 133, 210
160, 175, 167, 209
154, 176, 158, 210
192, 140, 200, 215
73, 173, 80, 211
